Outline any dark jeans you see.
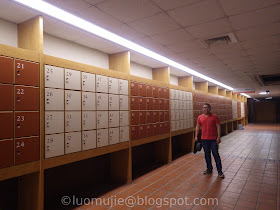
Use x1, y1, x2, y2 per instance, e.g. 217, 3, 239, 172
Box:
201, 140, 222, 173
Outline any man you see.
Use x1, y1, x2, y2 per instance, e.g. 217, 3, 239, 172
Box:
194, 103, 224, 178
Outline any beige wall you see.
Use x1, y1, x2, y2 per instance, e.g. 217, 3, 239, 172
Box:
255, 102, 276, 123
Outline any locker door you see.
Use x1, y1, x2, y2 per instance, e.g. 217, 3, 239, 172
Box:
138, 83, 146, 97
109, 127, 120, 145
0, 112, 13, 140
139, 97, 146, 110
130, 82, 139, 96
146, 84, 153, 97
97, 129, 109, 147
170, 89, 174, 100
65, 111, 81, 132
15, 85, 39, 111
0, 56, 13, 84
45, 111, 64, 134
45, 133, 65, 158
120, 126, 129, 142
152, 86, 159, 98
164, 88, 169, 99
97, 111, 109, 129
96, 75, 108, 93
65, 132, 82, 154
119, 79, 128, 95
109, 111, 120, 128
146, 111, 153, 124
159, 99, 164, 110
109, 77, 119, 94
146, 98, 153, 110
82, 130, 96, 151
82, 111, 96, 130
120, 95, 128, 110
44, 65, 64, 89
82, 92, 96, 110
15, 59, 39, 86
139, 111, 146, 124
159, 111, 164, 122
131, 111, 139, 125
0, 139, 14, 169
153, 111, 159, 123
15, 136, 39, 165
171, 121, 176, 132
164, 111, 170, 122
131, 126, 139, 140
164, 122, 170, 133
131, 97, 139, 110
171, 110, 175, 121
65, 90, 81, 110
15, 112, 39, 138
146, 124, 153, 137
0, 84, 13, 111
65, 69, 81, 90
139, 125, 147, 139
109, 94, 119, 110
153, 124, 159, 136
120, 111, 129, 127
45, 88, 64, 110
82, 72, 95, 92
153, 99, 159, 110
96, 93, 109, 110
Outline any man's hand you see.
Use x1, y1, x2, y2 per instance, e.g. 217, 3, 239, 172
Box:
194, 137, 198, 142
216, 137, 221, 144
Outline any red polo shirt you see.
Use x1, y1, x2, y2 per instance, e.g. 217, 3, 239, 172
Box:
197, 113, 220, 140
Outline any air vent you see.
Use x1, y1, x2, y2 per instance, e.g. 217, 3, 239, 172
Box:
250, 75, 264, 86
201, 33, 238, 49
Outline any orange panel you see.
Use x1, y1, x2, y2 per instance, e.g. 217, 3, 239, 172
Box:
146, 98, 153, 110
0, 84, 13, 111
130, 82, 139, 96
0, 139, 14, 169
131, 97, 140, 110
164, 111, 170, 122
139, 97, 147, 110
139, 111, 147, 124
0, 112, 13, 140
146, 111, 153, 124
146, 84, 153, 97
146, 124, 154, 137
138, 83, 146, 97
131, 111, 139, 125
15, 136, 39, 165
152, 86, 159, 98
139, 125, 147, 139
131, 125, 139, 140
153, 111, 160, 123
14, 112, 39, 138
14, 85, 39, 111
0, 56, 13, 84
164, 99, 169, 110
15, 59, 39, 87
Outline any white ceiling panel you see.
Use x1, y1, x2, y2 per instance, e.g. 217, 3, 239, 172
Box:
45, 0, 91, 13
166, 39, 205, 53
84, 0, 106, 5
152, 0, 202, 10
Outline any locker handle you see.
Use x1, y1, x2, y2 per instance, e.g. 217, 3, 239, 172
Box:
17, 123, 21, 128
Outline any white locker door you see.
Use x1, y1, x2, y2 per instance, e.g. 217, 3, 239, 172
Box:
65, 90, 81, 110
97, 111, 109, 129
120, 111, 129, 126
82, 72, 95, 92
97, 129, 109, 147
45, 133, 64, 158
65, 111, 81, 132
170, 100, 175, 110
82, 111, 96, 130
175, 121, 180, 131
96, 75, 108, 93
45, 88, 64, 110
96, 93, 108, 110
183, 120, 187, 129
179, 120, 184, 130
120, 126, 129, 142
45, 65, 64, 89
109, 127, 120, 145
109, 111, 119, 128
65, 69, 81, 90
170, 89, 174, 100
109, 94, 119, 110
171, 121, 176, 132
45, 111, 64, 134
109, 77, 119, 94
82, 130, 96, 151
82, 92, 96, 110
65, 132, 82, 154
119, 79, 128, 95
119, 95, 129, 110
171, 110, 176, 121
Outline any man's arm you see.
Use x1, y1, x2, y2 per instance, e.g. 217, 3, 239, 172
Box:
216, 124, 221, 144
194, 124, 200, 142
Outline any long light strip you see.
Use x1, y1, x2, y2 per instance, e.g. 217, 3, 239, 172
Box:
240, 93, 251, 98
14, 0, 235, 91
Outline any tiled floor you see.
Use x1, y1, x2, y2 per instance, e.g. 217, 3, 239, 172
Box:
76, 124, 280, 210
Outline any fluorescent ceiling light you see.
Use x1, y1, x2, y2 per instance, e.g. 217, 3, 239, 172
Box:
259, 92, 269, 95
265, 97, 272, 99
14, 0, 234, 90
240, 93, 251, 98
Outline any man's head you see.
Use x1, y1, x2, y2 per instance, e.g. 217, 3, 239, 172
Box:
203, 103, 211, 114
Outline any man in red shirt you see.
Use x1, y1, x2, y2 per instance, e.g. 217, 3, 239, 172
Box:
195, 103, 224, 178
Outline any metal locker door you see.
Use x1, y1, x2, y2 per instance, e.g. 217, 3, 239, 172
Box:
15, 59, 39, 86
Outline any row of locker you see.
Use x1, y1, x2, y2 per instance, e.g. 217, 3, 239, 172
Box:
193, 93, 208, 102
170, 100, 193, 110
131, 97, 169, 111
131, 122, 170, 140
131, 110, 169, 125
0, 84, 39, 111
170, 89, 192, 101
45, 65, 129, 95
0, 56, 39, 87
45, 126, 129, 158
45, 89, 129, 111
171, 120, 194, 132
0, 112, 39, 140
0, 137, 39, 169
131, 82, 169, 99
171, 110, 193, 121
45, 111, 129, 134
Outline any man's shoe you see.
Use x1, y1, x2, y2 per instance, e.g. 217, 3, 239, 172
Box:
218, 172, 225, 178
203, 169, 212, 175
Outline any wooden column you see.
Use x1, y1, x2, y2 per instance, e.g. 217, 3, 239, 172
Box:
195, 81, 208, 93
208, 86, 218, 95
152, 67, 170, 84
226, 91, 232, 98
178, 76, 193, 89
109, 51, 130, 74
218, 89, 226, 97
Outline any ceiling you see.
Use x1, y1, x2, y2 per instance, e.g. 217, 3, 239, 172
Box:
0, 0, 280, 97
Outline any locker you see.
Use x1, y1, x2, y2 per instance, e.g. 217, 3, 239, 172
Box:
0, 56, 13, 84
130, 81, 139, 96
131, 126, 139, 140
174, 89, 178, 100
15, 85, 39, 111
174, 100, 179, 110
146, 98, 153, 110
170, 100, 174, 110
131, 97, 139, 110
186, 120, 190, 129
109, 111, 120, 128
146, 111, 153, 124
109, 127, 120, 145
131, 111, 139, 125
109, 94, 119, 110
45, 133, 64, 158
120, 95, 129, 110
97, 129, 109, 147
139, 125, 147, 139
15, 112, 39, 138
164, 88, 169, 99
171, 110, 175, 121
0, 139, 13, 169
109, 77, 119, 94
65, 111, 81, 132
153, 123, 159, 136
177, 90, 182, 100
170, 89, 174, 100
120, 111, 129, 126
159, 111, 164, 122
45, 88, 64, 110
184, 120, 188, 129
0, 84, 13, 111
82, 92, 96, 111
182, 111, 186, 120
175, 121, 180, 131
15, 59, 39, 86
65, 90, 81, 110
97, 111, 109, 129
44, 65, 64, 89
179, 110, 184, 120
146, 124, 154, 137
171, 121, 176, 132
82, 111, 96, 130
15, 136, 39, 165
120, 126, 129, 142
175, 110, 179, 121
181, 100, 186, 110
179, 120, 184, 130
164, 122, 170, 133
190, 120, 194, 128
153, 111, 159, 123
45, 111, 64, 134
82, 72, 95, 92
152, 86, 159, 98
153, 99, 159, 110
158, 99, 164, 110
164, 111, 169, 122
159, 123, 165, 134
82, 130, 97, 151
96, 75, 108, 93
181, 91, 186, 101
138, 83, 146, 97
139, 97, 146, 110
65, 132, 82, 154
119, 79, 128, 95
139, 111, 147, 124
146, 84, 153, 97
65, 69, 81, 90
158, 87, 164, 98
0, 112, 13, 140
96, 93, 109, 110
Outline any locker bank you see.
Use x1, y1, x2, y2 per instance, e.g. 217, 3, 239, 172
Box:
0, 0, 279, 209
